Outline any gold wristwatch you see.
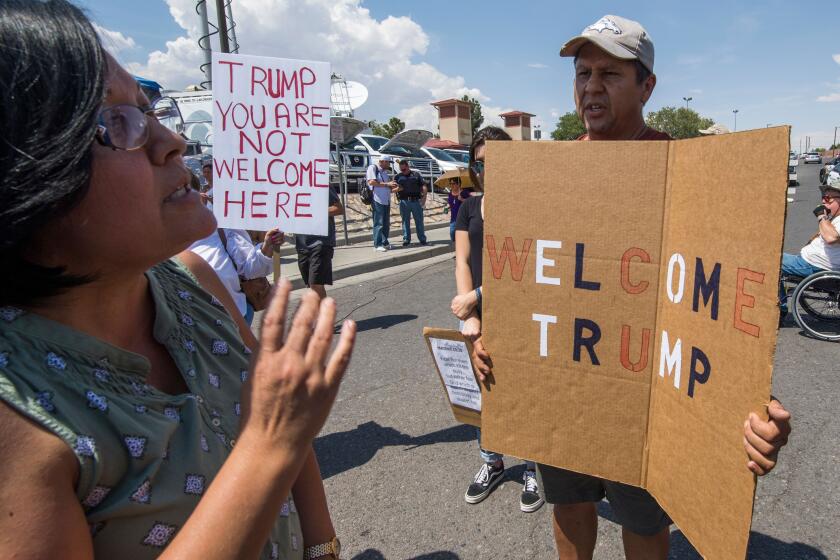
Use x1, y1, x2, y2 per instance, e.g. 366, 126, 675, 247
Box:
303, 537, 341, 559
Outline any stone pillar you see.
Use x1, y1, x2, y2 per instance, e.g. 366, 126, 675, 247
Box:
500, 111, 536, 141
431, 99, 473, 145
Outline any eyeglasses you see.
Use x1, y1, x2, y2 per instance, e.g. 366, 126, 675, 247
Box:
94, 96, 184, 151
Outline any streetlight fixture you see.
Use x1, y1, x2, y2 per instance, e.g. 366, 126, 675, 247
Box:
733, 109, 739, 132
682, 96, 693, 109
834, 126, 839, 156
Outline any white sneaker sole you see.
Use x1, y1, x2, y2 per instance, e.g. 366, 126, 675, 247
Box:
464, 473, 504, 504
520, 495, 545, 513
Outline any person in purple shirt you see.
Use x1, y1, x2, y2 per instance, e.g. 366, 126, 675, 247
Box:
446, 176, 473, 242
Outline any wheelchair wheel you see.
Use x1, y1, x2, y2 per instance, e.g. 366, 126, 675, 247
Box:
791, 271, 840, 341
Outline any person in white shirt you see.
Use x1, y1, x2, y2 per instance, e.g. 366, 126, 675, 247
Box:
366, 155, 399, 251
190, 164, 283, 324
780, 179, 840, 312
188, 227, 282, 325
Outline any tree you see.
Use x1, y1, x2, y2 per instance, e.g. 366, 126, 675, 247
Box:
369, 117, 405, 138
644, 106, 714, 139
461, 95, 484, 136
551, 111, 586, 140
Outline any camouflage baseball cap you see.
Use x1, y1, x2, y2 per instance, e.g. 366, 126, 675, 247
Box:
560, 15, 655, 73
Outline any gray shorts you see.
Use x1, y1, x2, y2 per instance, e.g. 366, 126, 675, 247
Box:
537, 464, 671, 537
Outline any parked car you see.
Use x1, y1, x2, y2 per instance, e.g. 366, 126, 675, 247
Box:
421, 146, 467, 172
824, 163, 840, 188
329, 145, 369, 192
348, 130, 441, 181
819, 157, 840, 185
444, 149, 470, 165
804, 152, 822, 164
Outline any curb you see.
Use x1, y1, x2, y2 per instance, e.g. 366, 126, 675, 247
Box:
285, 242, 453, 290
278, 220, 451, 256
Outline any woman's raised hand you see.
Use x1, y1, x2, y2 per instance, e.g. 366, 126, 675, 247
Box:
239, 279, 356, 454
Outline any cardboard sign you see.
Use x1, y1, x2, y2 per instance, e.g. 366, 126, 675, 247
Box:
480, 128, 789, 560
211, 52, 331, 234
423, 328, 482, 427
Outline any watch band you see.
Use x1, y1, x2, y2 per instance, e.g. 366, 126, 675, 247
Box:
303, 538, 339, 560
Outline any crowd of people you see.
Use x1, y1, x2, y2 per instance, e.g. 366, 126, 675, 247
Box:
0, 2, 816, 559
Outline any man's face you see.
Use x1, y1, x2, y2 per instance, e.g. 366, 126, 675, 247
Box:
573, 43, 655, 140
399, 162, 410, 175
379, 159, 392, 171
202, 165, 213, 187
822, 189, 840, 215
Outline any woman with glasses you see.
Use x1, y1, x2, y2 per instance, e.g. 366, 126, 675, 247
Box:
0, 2, 354, 559
780, 178, 840, 314
450, 127, 543, 514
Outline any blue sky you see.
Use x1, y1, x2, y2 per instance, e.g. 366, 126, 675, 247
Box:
81, 0, 840, 149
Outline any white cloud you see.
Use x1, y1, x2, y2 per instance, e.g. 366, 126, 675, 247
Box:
832, 54, 840, 65
528, 63, 548, 69
817, 93, 840, 102
93, 23, 137, 55
125, 0, 494, 129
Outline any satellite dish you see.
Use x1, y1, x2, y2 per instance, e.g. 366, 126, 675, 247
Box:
345, 81, 368, 110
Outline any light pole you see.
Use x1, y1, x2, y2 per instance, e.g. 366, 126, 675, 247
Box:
733, 109, 739, 132
682, 96, 693, 109
834, 126, 839, 156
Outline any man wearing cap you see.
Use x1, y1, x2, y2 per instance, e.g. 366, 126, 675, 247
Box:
394, 158, 429, 246
780, 177, 840, 307
367, 156, 400, 252
519, 15, 792, 559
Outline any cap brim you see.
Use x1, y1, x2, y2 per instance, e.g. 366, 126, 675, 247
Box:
559, 35, 638, 62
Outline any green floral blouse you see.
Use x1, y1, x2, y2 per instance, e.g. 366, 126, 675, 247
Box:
0, 259, 302, 559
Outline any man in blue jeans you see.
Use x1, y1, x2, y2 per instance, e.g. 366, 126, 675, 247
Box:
366, 156, 399, 252
394, 159, 428, 246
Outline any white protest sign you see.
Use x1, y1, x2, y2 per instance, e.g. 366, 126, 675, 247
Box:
211, 52, 331, 234
429, 338, 482, 412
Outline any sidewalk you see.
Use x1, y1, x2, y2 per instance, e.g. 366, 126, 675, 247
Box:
274, 223, 454, 290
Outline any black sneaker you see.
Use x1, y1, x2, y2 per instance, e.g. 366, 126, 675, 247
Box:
403, 241, 411, 246
419, 241, 429, 246
520, 470, 544, 512
465, 462, 504, 504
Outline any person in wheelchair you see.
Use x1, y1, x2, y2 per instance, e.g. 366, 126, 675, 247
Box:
780, 177, 840, 313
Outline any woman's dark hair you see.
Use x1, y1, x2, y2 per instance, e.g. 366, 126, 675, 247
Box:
0, 0, 106, 306
469, 126, 512, 191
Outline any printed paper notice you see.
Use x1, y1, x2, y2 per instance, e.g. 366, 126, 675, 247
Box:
429, 338, 481, 412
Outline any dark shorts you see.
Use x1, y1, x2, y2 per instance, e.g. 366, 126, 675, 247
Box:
297, 245, 334, 287
537, 464, 671, 537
